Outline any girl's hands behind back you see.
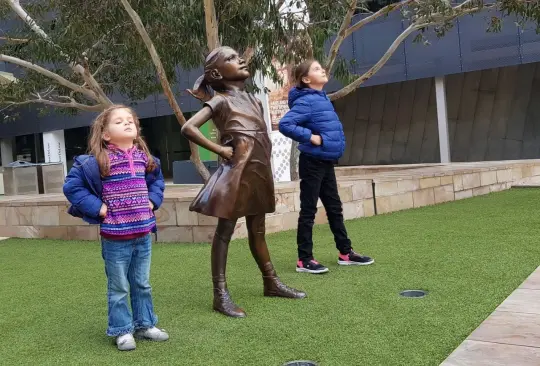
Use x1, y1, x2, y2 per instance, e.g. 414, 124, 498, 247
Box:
99, 203, 108, 218
310, 134, 322, 146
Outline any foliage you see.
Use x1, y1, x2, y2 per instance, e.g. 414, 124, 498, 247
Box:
0, 0, 311, 113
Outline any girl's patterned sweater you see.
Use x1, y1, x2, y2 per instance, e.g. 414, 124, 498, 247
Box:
100, 145, 156, 239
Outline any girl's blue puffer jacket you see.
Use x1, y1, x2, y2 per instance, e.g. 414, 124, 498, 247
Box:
279, 87, 345, 161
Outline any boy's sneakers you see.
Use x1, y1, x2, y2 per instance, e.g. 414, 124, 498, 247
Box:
134, 327, 169, 341
338, 250, 374, 266
296, 259, 329, 274
116, 333, 136, 351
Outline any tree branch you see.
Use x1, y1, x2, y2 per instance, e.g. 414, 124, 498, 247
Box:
83, 22, 129, 56
119, 0, 210, 182
0, 36, 28, 43
328, 23, 422, 101
5, 0, 53, 45
326, 0, 357, 72
2, 98, 104, 112
455, 0, 475, 10
328, 2, 493, 101
242, 47, 255, 64
326, 0, 417, 73
81, 60, 112, 104
92, 62, 109, 78
345, 0, 416, 38
5, 0, 113, 106
203, 0, 220, 50
0, 54, 100, 101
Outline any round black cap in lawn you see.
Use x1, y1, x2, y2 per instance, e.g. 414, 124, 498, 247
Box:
400, 290, 427, 298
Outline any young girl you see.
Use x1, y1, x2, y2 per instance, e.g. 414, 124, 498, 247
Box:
182, 46, 306, 318
63, 105, 168, 351
279, 60, 375, 274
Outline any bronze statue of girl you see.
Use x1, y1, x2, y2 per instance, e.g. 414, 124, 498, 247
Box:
182, 46, 306, 318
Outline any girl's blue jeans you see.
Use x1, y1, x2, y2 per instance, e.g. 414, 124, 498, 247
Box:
101, 234, 158, 337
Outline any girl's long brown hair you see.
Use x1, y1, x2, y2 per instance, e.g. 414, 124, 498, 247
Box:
88, 104, 156, 177
293, 59, 316, 89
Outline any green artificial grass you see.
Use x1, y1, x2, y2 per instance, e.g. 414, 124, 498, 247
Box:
1, 189, 540, 366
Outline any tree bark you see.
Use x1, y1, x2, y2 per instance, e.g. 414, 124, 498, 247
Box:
120, 0, 210, 182
203, 0, 220, 50
284, 4, 314, 181
289, 141, 300, 180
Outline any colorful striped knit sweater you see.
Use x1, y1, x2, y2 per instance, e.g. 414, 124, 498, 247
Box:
100, 145, 156, 239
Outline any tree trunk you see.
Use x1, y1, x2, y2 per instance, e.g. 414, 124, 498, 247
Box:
289, 141, 300, 180
203, 0, 220, 50
120, 0, 210, 181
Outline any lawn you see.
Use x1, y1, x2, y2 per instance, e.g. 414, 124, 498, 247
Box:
1, 189, 540, 366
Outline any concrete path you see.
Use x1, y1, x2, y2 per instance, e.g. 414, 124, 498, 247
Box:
441, 267, 540, 365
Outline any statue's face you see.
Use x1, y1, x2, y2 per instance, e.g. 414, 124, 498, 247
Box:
214, 48, 250, 82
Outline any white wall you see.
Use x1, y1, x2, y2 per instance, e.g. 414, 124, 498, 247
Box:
42, 130, 67, 176
0, 138, 14, 167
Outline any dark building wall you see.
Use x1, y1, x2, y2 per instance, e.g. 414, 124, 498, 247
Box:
335, 62, 540, 165
325, 8, 540, 91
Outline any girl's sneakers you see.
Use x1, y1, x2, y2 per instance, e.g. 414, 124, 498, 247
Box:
296, 259, 329, 274
116, 327, 169, 351
338, 250, 374, 266
116, 333, 136, 351
134, 327, 169, 341
297, 251, 374, 274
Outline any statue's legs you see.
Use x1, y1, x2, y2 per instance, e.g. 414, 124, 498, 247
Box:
246, 214, 307, 299
211, 218, 246, 318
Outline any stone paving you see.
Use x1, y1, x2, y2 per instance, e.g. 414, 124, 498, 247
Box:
441, 267, 540, 365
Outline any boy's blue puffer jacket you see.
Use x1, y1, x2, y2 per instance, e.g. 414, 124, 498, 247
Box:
278, 87, 345, 161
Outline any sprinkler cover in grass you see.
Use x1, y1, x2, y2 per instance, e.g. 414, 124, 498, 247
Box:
282, 361, 318, 366
400, 290, 427, 298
